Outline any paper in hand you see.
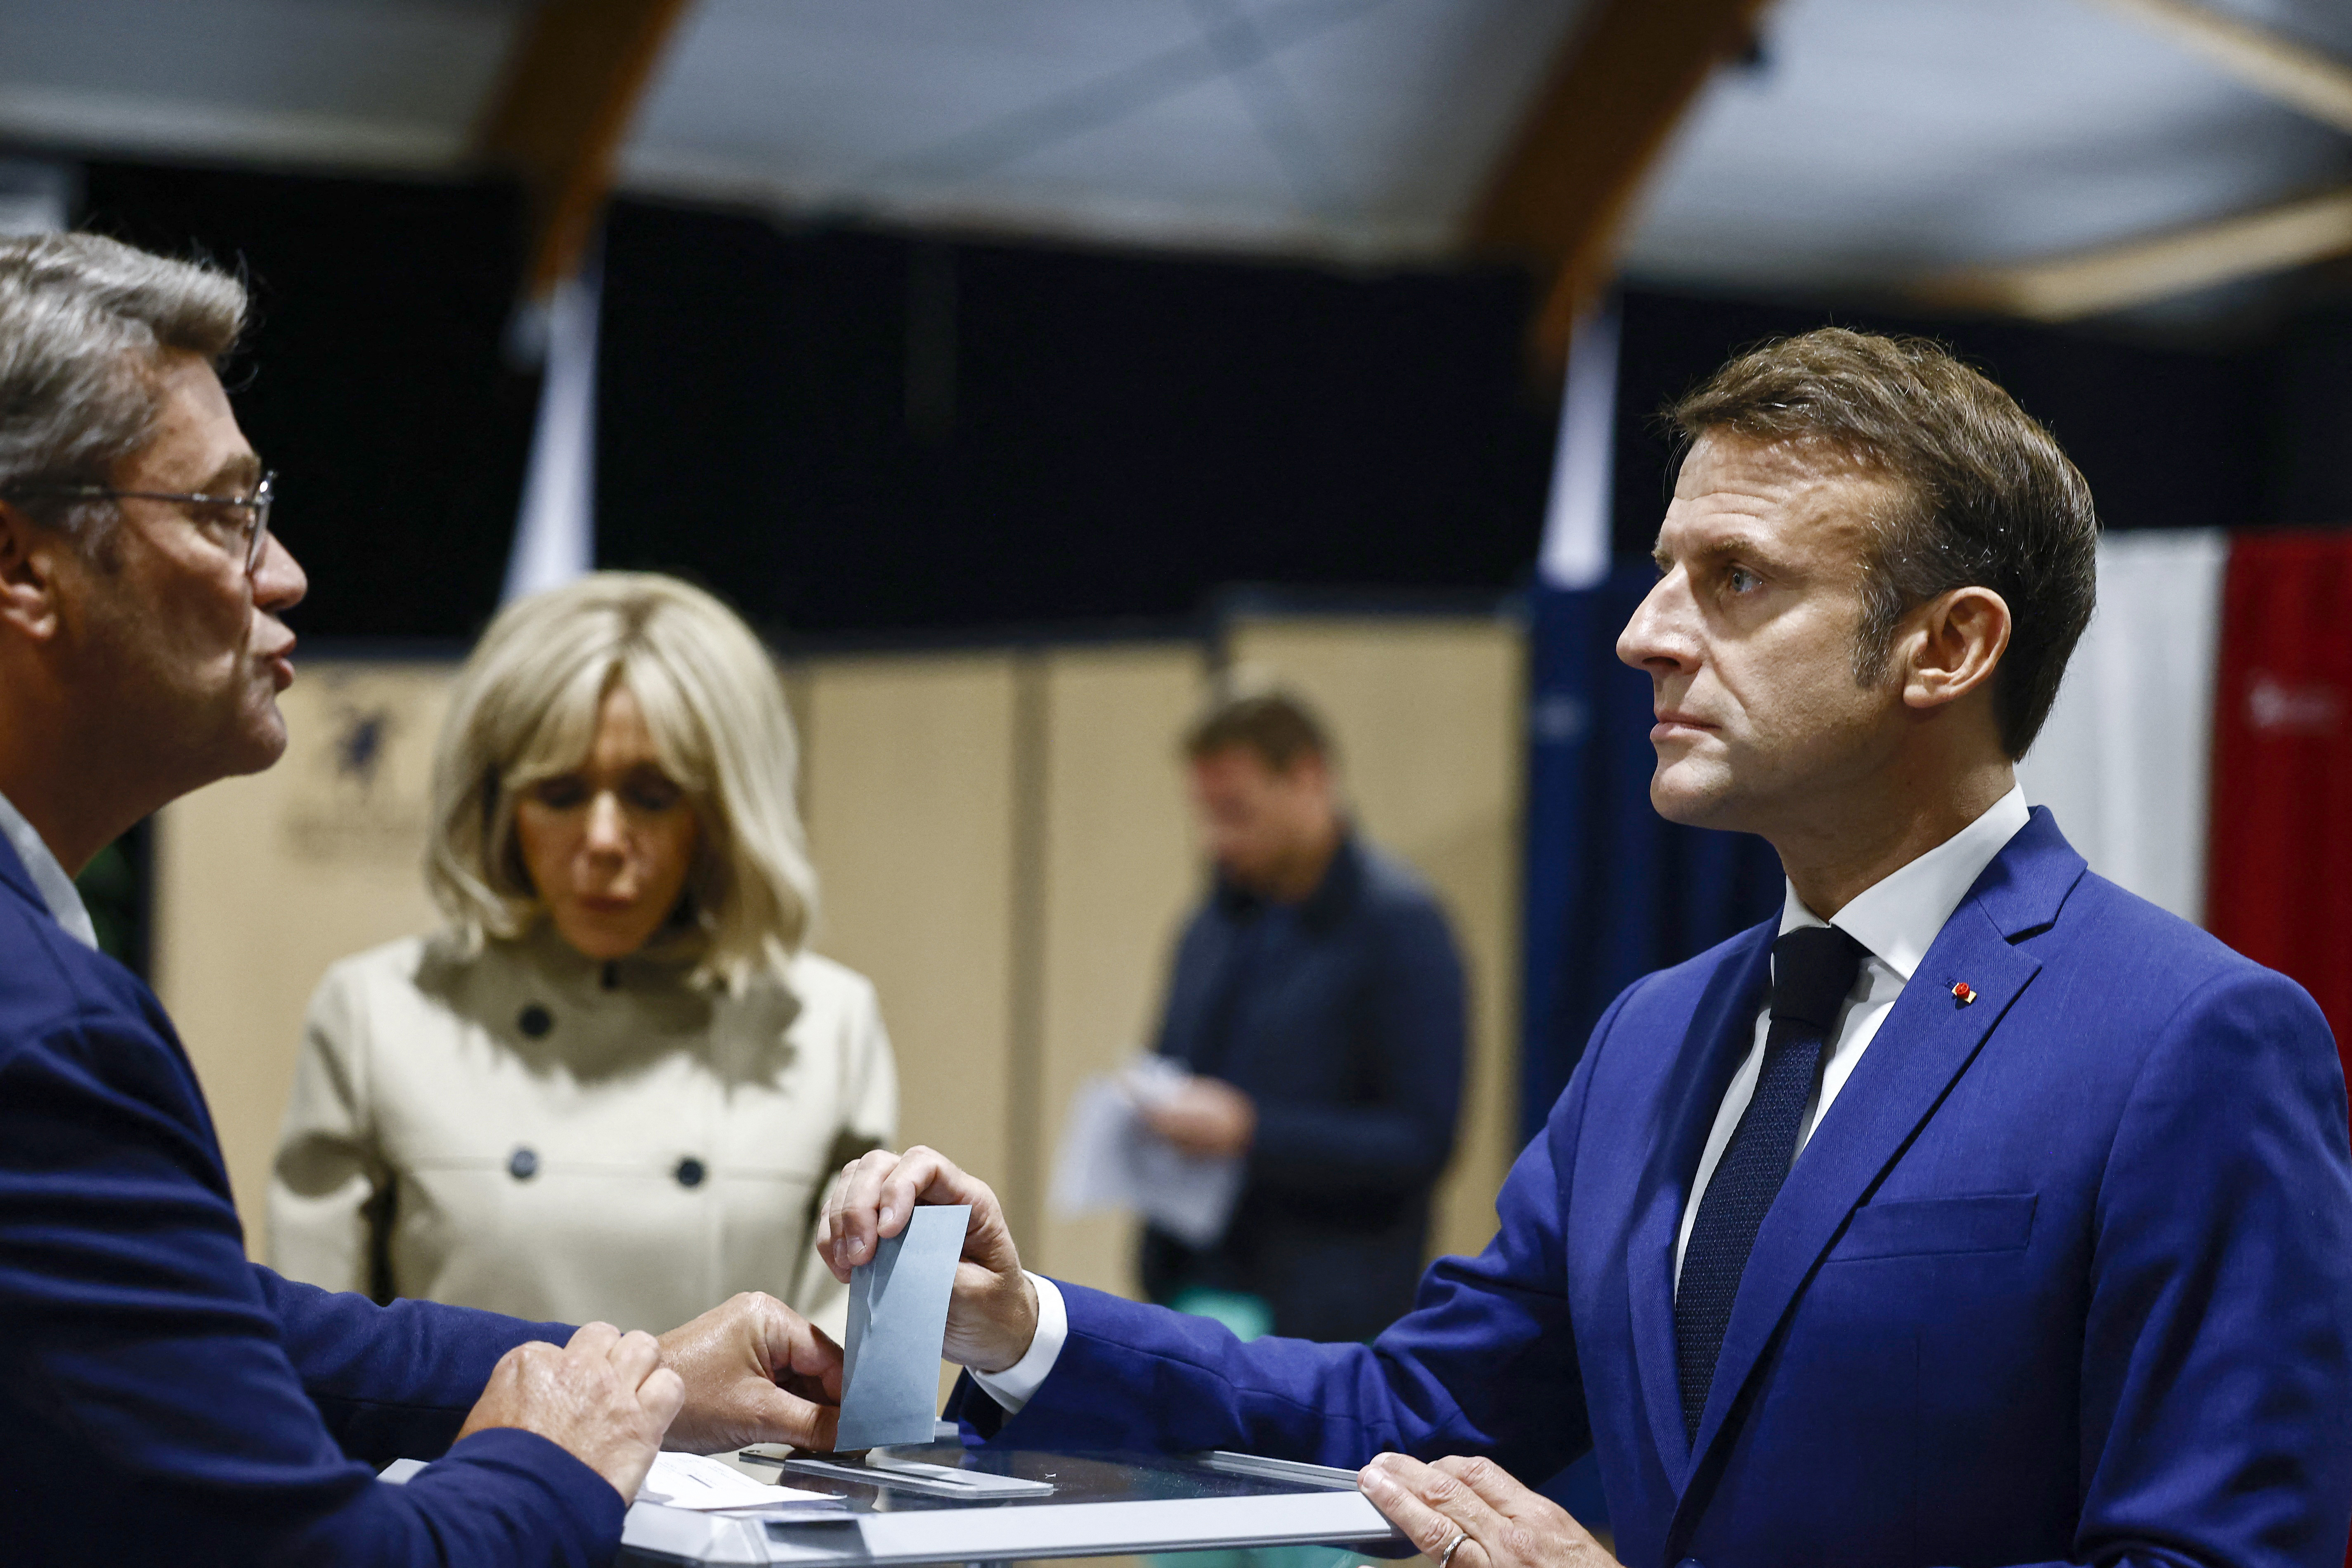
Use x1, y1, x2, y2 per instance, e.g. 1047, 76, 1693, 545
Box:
834, 1202, 969, 1451
1049, 1057, 1243, 1247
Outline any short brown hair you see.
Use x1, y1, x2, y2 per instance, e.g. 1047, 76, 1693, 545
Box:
1668, 328, 2098, 758
1183, 679, 1332, 773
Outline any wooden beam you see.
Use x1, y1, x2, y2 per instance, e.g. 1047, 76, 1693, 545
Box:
2089, 0, 2352, 134
1920, 186, 2352, 321
1469, 0, 1774, 369
475, 0, 695, 299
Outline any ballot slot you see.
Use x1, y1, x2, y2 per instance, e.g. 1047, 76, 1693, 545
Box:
781, 1453, 1057, 1499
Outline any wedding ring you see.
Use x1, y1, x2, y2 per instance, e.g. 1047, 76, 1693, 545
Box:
1436, 1528, 1469, 1568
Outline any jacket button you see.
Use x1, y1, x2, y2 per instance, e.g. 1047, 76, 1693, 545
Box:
1677, 1559, 1704, 1568
508, 1146, 539, 1180
674, 1157, 707, 1189
517, 1004, 553, 1038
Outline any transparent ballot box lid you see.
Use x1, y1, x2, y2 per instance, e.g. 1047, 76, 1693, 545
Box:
617, 1444, 1408, 1567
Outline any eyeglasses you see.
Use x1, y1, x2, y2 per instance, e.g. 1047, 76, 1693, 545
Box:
1, 470, 276, 576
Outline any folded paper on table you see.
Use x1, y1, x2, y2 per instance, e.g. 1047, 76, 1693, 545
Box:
1050, 1057, 1243, 1247
636, 1451, 849, 1514
835, 1202, 969, 1451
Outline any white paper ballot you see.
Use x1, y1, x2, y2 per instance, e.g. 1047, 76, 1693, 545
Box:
635, 1451, 847, 1514
834, 1202, 969, 1451
1050, 1057, 1244, 1247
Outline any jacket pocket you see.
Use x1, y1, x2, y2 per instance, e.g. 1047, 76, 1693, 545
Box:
1835, 1192, 2037, 1260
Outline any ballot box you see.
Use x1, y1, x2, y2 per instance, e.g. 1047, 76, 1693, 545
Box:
615, 1443, 1406, 1567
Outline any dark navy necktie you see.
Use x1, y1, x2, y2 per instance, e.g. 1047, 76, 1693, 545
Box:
1674, 923, 1869, 1440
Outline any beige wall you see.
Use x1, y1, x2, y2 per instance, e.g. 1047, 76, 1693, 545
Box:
796, 653, 1020, 1198
153, 616, 1524, 1289
1025, 645, 1204, 1296
1224, 617, 1526, 1263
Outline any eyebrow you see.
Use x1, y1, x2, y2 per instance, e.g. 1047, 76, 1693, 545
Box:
1654, 530, 1780, 571
196, 453, 263, 495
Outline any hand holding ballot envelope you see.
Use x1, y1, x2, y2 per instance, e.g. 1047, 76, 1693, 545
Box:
819, 1147, 1042, 1376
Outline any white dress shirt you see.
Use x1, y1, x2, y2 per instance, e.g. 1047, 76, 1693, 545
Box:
0, 788, 97, 951
1673, 784, 2031, 1285
981, 786, 2035, 1414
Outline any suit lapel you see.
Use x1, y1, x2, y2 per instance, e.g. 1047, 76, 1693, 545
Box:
1629, 921, 1774, 1481
1674, 809, 2087, 1511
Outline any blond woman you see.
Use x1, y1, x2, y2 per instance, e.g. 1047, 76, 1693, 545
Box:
269, 572, 895, 1338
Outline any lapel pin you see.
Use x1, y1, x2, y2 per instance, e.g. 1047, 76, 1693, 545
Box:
1952, 981, 1976, 1007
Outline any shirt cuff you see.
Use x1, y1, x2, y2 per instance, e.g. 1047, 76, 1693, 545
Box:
967, 1272, 1066, 1416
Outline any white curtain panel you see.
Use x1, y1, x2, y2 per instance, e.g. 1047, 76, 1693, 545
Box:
2016, 529, 2228, 926
501, 258, 602, 605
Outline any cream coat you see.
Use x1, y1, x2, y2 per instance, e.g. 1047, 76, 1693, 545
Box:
268, 926, 896, 1339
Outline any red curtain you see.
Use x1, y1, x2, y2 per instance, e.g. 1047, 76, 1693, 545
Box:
2205, 531, 2352, 1088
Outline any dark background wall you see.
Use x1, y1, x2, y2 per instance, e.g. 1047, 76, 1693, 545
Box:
595, 200, 1560, 636
66, 159, 2352, 649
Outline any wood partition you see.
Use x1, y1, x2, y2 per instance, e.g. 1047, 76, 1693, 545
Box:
794, 652, 1021, 1207
152, 615, 1524, 1297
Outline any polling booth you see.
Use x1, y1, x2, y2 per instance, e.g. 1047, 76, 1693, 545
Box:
150, 611, 1527, 1324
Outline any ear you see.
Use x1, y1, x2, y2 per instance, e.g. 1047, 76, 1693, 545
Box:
1899, 586, 2012, 711
0, 499, 67, 644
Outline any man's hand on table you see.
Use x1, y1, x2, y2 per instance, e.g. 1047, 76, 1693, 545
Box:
1357, 1454, 1617, 1568
657, 1291, 844, 1454
456, 1322, 683, 1502
818, 1145, 1040, 1373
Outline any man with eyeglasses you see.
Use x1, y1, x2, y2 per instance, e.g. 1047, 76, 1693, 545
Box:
0, 233, 844, 1566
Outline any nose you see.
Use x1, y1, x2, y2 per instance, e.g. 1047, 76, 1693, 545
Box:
252, 530, 307, 612
1616, 568, 1698, 678
583, 792, 629, 857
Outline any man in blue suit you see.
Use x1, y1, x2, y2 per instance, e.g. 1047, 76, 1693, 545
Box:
822, 330, 2352, 1568
0, 233, 841, 1566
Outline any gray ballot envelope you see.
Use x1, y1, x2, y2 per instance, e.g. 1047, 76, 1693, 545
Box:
834, 1204, 969, 1451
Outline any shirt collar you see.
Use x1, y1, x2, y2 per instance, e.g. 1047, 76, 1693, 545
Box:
1778, 783, 2031, 981
0, 789, 97, 951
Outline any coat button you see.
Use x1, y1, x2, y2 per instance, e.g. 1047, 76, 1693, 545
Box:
517, 1004, 553, 1038
674, 1157, 707, 1189
508, 1146, 539, 1180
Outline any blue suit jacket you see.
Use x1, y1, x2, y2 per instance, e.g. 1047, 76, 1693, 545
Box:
960, 811, 2352, 1568
0, 840, 620, 1566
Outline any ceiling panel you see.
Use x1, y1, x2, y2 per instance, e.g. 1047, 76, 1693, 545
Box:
620, 0, 1585, 258
1622, 0, 2352, 290
0, 0, 525, 167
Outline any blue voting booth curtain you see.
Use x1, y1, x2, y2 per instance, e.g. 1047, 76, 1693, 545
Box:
1522, 570, 1784, 1142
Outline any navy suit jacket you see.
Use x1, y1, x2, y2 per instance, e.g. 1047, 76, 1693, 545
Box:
960, 811, 2352, 1568
1147, 833, 1466, 1339
0, 840, 620, 1565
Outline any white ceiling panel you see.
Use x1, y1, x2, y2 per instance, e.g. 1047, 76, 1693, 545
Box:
1623, 0, 2352, 290
0, 0, 525, 168
0, 0, 2344, 313
622, 0, 1584, 259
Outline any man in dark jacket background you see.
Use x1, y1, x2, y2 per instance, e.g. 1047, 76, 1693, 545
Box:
1137, 681, 1467, 1343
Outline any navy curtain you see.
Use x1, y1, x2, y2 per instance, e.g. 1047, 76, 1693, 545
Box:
1521, 570, 1783, 1142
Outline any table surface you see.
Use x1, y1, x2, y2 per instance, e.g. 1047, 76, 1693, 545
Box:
618, 1445, 1407, 1567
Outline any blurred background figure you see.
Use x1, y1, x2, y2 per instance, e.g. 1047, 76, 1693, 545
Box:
269, 572, 896, 1336
1138, 680, 1466, 1343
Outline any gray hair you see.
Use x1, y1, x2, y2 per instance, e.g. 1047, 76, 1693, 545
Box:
0, 232, 247, 547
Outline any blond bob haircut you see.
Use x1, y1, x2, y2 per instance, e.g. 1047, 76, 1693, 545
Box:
426, 572, 818, 989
